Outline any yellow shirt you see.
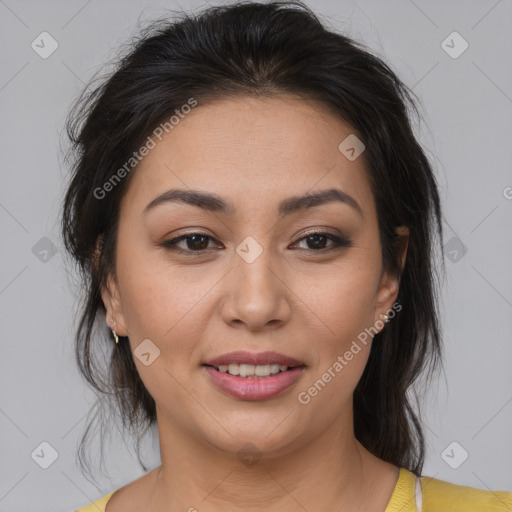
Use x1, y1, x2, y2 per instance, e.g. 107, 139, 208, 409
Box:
74, 467, 512, 511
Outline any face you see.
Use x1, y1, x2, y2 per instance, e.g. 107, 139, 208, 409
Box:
101, 95, 408, 458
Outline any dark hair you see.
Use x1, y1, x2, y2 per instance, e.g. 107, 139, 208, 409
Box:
60, 0, 445, 483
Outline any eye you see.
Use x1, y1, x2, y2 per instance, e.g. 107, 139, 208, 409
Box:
292, 231, 353, 252
160, 233, 219, 254
160, 230, 352, 255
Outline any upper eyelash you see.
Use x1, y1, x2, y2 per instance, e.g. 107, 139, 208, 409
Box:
160, 231, 352, 254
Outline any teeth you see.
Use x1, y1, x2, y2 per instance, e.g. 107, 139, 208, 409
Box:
240, 364, 254, 377
215, 363, 291, 378
228, 364, 239, 375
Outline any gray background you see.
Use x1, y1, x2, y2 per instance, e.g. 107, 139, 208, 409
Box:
0, 0, 511, 510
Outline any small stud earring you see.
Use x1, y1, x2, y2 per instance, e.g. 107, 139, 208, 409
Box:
383, 314, 390, 324
111, 317, 119, 344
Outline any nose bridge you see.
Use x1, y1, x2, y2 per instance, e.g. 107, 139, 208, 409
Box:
222, 234, 290, 329
234, 234, 279, 300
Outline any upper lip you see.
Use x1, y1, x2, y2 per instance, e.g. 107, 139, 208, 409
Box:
203, 351, 305, 368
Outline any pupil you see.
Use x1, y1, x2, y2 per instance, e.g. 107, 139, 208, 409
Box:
188, 235, 208, 250
307, 234, 326, 249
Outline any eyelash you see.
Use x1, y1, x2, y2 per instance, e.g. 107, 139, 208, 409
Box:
160, 231, 353, 255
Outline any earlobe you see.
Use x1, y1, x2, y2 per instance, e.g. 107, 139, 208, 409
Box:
101, 274, 128, 336
374, 270, 400, 319
100, 270, 128, 336
93, 235, 128, 336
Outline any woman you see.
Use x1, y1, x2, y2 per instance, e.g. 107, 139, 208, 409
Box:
62, 1, 512, 511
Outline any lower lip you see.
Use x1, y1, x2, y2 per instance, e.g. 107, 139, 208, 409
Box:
202, 365, 305, 401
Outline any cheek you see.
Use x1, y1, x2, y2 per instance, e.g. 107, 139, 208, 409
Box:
115, 249, 191, 340
294, 255, 379, 397
116, 262, 211, 408
295, 272, 375, 415
299, 257, 379, 339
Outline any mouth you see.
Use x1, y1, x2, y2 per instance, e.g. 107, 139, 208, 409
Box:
201, 351, 306, 400
203, 350, 305, 371
202, 362, 304, 379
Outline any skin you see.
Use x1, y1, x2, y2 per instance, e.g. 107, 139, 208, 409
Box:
100, 95, 409, 512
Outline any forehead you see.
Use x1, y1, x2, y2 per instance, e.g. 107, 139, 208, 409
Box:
119, 95, 375, 220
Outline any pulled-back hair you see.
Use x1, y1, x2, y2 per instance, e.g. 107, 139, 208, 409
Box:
60, 0, 445, 483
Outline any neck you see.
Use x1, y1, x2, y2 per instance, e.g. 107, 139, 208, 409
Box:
145, 404, 395, 511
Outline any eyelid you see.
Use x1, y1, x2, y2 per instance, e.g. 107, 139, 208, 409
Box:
160, 228, 352, 254
291, 230, 353, 250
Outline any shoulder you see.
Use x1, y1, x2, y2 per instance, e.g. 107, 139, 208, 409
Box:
421, 474, 512, 512
74, 490, 117, 512
74, 467, 159, 511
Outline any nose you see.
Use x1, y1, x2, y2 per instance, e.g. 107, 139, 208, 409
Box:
220, 246, 292, 332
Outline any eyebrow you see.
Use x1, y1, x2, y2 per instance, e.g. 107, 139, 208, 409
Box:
143, 187, 363, 219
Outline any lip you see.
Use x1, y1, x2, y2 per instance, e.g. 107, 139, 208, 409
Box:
202, 365, 305, 401
203, 350, 304, 368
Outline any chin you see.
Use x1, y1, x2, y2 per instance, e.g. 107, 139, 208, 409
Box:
197, 413, 306, 457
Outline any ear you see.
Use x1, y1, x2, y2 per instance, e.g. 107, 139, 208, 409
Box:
373, 225, 409, 326
101, 273, 128, 336
93, 235, 128, 336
